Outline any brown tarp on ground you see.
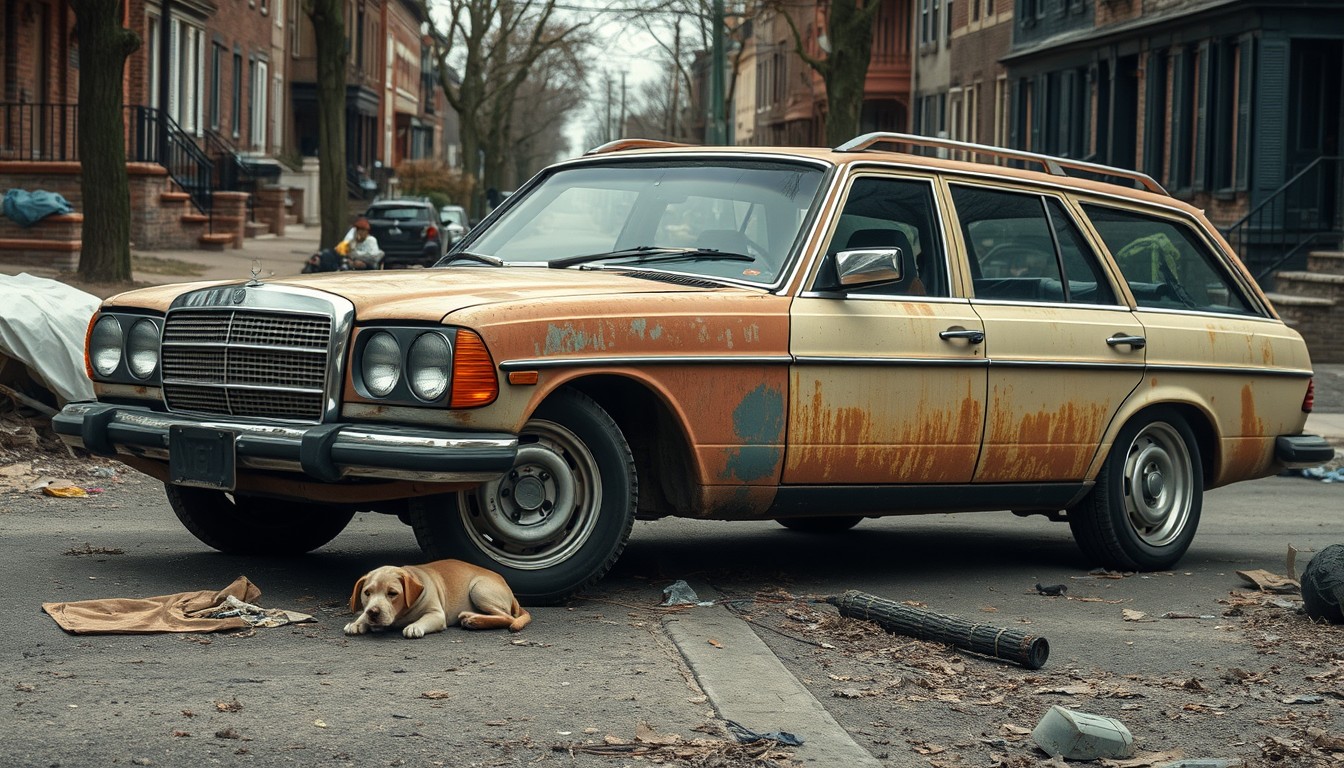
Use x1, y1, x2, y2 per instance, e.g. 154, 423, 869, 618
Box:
42, 575, 260, 634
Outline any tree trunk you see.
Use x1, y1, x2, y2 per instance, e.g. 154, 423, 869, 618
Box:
823, 0, 877, 146
305, 0, 347, 249
70, 0, 139, 283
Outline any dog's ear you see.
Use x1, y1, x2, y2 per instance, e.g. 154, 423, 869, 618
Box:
401, 569, 425, 607
348, 574, 368, 613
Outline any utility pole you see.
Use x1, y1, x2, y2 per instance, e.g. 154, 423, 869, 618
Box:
619, 71, 627, 140
709, 0, 725, 145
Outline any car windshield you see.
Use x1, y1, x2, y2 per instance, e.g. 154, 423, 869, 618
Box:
456, 159, 828, 285
369, 206, 429, 222
440, 208, 466, 226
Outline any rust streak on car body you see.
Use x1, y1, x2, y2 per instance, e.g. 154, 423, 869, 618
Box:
978, 400, 1109, 481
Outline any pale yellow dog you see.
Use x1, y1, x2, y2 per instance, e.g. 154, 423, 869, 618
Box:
344, 559, 531, 638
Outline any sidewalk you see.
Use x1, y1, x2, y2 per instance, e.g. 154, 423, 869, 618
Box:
0, 225, 322, 296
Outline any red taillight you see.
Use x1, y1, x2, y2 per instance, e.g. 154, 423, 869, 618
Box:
1303, 378, 1316, 413
424, 225, 438, 240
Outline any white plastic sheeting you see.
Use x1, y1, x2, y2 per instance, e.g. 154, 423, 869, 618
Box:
0, 273, 98, 403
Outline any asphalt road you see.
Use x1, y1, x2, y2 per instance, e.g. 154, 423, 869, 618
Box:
3, 465, 1342, 767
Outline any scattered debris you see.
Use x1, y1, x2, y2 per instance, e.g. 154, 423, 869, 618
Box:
1235, 568, 1300, 594
1122, 609, 1152, 622
1036, 583, 1068, 596
420, 690, 452, 700
659, 579, 714, 607
1032, 705, 1134, 761
63, 544, 124, 557
552, 722, 798, 765
723, 719, 804, 747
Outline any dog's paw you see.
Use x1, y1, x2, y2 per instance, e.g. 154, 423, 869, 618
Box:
343, 621, 367, 635
458, 612, 480, 629
402, 624, 426, 639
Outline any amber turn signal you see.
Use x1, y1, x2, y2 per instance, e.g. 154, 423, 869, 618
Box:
449, 330, 498, 408
507, 371, 539, 386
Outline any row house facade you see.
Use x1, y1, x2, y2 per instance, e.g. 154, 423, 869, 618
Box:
1, 0, 452, 262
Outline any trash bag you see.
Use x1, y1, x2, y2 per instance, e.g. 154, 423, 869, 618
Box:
1301, 544, 1344, 624
2, 189, 74, 227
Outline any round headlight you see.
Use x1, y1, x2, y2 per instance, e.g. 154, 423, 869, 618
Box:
126, 319, 160, 380
408, 333, 451, 401
361, 331, 401, 398
89, 315, 124, 377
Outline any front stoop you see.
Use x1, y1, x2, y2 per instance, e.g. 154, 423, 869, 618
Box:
198, 232, 235, 251
1272, 249, 1344, 364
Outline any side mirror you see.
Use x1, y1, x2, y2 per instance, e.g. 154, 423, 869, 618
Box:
835, 247, 903, 287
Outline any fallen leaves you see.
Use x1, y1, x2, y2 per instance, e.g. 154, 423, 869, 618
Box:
419, 690, 452, 700
553, 721, 797, 764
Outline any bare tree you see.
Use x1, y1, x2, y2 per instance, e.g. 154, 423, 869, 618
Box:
770, 0, 881, 145
507, 41, 590, 184
301, 0, 348, 248
425, 0, 588, 219
69, 0, 139, 283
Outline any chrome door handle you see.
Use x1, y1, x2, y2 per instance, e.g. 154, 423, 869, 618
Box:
939, 328, 985, 345
1106, 334, 1147, 349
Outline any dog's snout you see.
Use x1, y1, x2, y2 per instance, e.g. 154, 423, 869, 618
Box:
366, 606, 381, 617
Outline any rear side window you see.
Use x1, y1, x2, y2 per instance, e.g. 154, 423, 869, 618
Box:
1082, 204, 1259, 316
952, 186, 1118, 305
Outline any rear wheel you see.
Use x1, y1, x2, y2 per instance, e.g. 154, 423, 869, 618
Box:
165, 485, 355, 555
776, 516, 863, 533
407, 389, 637, 605
1068, 407, 1202, 571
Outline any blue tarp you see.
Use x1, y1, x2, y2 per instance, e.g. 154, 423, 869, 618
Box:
2, 189, 74, 227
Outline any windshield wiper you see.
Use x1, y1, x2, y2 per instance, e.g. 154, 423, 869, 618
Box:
549, 247, 754, 270
439, 251, 503, 267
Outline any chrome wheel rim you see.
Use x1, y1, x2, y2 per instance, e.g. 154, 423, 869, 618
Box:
1121, 422, 1193, 547
457, 419, 602, 570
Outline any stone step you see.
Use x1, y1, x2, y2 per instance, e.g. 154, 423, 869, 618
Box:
198, 232, 235, 251
1265, 292, 1336, 308
160, 191, 191, 204
1307, 251, 1344, 276
181, 213, 209, 225
244, 220, 271, 238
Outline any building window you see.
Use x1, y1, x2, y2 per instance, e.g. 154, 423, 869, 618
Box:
994, 75, 1009, 147
166, 19, 204, 134
250, 58, 268, 151
231, 53, 242, 137
209, 44, 221, 130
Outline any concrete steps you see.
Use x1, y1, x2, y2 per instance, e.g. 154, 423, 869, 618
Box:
1273, 248, 1344, 363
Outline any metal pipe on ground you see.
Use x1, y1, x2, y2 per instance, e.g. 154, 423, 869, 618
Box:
826, 590, 1050, 670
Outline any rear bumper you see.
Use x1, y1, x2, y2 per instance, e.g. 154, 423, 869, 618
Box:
53, 402, 517, 484
1275, 434, 1338, 468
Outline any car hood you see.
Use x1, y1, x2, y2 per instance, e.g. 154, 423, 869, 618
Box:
103, 267, 741, 322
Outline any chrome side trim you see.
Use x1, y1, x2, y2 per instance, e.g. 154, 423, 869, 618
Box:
792, 356, 988, 368
1143, 363, 1314, 379
498, 355, 794, 371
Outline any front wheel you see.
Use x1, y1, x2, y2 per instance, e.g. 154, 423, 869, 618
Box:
1068, 407, 1202, 571
407, 388, 637, 605
165, 485, 355, 555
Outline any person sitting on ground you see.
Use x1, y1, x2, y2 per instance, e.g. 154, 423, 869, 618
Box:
304, 217, 383, 273
338, 218, 382, 270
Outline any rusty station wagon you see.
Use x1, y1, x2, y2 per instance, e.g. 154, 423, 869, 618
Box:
56, 134, 1334, 603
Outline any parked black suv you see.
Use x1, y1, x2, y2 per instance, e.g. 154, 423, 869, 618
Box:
362, 199, 447, 268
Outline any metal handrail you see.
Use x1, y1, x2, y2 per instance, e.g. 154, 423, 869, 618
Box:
1252, 230, 1342, 283
836, 132, 1169, 196
1221, 156, 1342, 242
126, 106, 214, 217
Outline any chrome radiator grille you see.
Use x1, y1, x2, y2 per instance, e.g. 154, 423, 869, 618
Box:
161, 309, 333, 421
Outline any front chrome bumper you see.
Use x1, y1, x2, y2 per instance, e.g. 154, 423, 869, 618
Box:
53, 402, 517, 485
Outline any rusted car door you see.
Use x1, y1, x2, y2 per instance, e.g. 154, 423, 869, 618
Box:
785, 174, 988, 485
949, 184, 1146, 483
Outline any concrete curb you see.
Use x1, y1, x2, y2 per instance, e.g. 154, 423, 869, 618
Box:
664, 600, 882, 767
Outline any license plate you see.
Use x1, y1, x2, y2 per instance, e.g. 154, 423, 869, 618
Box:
169, 426, 237, 490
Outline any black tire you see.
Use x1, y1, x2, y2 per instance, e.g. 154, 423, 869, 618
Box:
776, 516, 863, 533
407, 388, 637, 605
165, 484, 355, 555
1068, 407, 1202, 571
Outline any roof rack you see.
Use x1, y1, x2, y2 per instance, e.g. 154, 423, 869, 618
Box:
585, 138, 691, 156
835, 132, 1168, 196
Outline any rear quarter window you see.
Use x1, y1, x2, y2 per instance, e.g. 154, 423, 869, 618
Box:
1081, 204, 1261, 316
